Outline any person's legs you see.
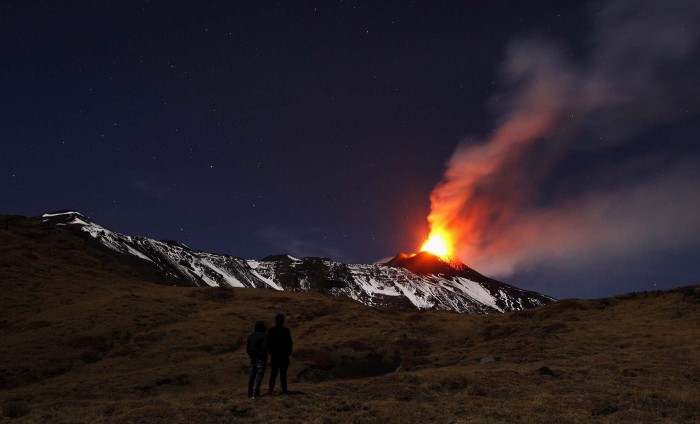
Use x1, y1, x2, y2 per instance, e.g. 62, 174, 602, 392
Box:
268, 358, 279, 394
253, 360, 266, 396
247, 360, 256, 397
280, 356, 289, 393
280, 364, 288, 393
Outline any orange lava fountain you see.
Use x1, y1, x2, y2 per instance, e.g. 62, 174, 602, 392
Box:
419, 229, 454, 261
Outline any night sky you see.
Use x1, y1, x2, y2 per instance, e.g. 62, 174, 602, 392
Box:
3, 1, 699, 299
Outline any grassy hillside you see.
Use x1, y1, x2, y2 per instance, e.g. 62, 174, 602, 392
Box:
1, 215, 699, 423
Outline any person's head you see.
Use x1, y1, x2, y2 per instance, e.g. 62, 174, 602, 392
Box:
274, 314, 285, 327
254, 320, 267, 332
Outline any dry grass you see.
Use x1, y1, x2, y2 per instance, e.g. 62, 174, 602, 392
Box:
1, 216, 699, 423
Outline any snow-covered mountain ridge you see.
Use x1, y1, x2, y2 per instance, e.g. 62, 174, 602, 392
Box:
40, 211, 554, 313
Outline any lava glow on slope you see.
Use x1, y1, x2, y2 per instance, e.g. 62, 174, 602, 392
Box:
419, 229, 453, 260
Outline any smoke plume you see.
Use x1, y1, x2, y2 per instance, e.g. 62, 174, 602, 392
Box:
428, 0, 700, 291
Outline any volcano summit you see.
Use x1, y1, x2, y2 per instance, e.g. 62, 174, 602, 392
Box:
38, 211, 554, 313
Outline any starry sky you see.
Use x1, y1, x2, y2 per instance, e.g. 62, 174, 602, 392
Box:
2, 1, 699, 299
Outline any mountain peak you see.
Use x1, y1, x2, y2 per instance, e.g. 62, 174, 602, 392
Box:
42, 210, 85, 217
40, 210, 95, 226
261, 254, 303, 262
384, 251, 464, 276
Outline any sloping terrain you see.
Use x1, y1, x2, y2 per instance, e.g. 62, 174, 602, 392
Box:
39, 211, 553, 313
1, 214, 699, 423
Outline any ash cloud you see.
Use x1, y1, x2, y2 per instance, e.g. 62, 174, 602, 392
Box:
431, 0, 700, 295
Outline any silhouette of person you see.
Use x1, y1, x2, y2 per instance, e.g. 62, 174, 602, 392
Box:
266, 314, 293, 395
246, 320, 267, 398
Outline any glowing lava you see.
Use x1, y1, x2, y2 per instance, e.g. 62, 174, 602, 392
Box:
419, 229, 453, 260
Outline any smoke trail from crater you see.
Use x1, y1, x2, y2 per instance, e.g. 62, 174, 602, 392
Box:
427, 0, 700, 283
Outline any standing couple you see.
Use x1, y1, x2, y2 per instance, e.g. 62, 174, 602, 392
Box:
246, 314, 293, 398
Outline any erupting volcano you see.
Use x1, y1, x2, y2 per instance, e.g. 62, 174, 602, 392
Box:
388, 227, 470, 277
35, 211, 554, 314
419, 229, 453, 261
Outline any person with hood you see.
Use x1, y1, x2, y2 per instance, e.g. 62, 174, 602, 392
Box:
266, 314, 293, 395
246, 320, 267, 398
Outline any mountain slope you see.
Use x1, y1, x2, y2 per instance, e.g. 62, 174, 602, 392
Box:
1, 214, 698, 423
40, 211, 553, 313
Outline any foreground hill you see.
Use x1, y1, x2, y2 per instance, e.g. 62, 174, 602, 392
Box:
1, 214, 699, 423
38, 211, 553, 313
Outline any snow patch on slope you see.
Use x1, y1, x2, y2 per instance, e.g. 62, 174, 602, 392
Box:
454, 277, 503, 312
41, 211, 554, 314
